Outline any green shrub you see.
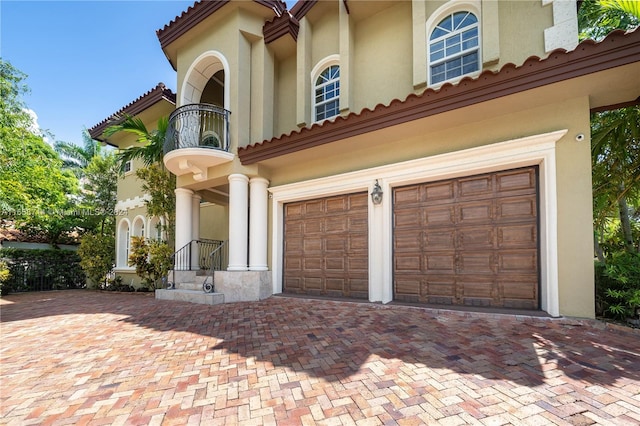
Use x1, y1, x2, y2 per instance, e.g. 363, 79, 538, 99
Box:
78, 233, 114, 289
0, 260, 10, 296
128, 237, 172, 291
595, 251, 640, 320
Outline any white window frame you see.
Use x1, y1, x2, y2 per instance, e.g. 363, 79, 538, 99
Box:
123, 160, 133, 175
311, 55, 340, 123
116, 218, 132, 269
426, 1, 482, 88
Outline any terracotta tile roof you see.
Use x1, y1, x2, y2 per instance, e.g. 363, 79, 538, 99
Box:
157, 0, 287, 50
88, 83, 176, 141
238, 29, 640, 165
263, 10, 299, 43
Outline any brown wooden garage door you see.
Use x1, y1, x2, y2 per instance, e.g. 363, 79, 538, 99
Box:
393, 167, 539, 309
284, 193, 368, 299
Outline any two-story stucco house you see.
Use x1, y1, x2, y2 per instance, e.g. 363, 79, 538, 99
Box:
91, 0, 640, 318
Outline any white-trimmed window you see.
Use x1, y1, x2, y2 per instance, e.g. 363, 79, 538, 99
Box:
429, 11, 479, 85
313, 64, 340, 122
123, 160, 132, 174
116, 219, 131, 268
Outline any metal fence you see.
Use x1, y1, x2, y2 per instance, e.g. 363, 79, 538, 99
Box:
2, 256, 86, 293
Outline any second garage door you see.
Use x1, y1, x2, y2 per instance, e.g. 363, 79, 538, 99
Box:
393, 167, 539, 309
284, 192, 368, 299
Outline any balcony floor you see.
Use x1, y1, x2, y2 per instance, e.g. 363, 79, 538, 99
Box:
164, 147, 234, 181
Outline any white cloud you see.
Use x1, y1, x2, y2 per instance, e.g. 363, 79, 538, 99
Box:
23, 108, 51, 145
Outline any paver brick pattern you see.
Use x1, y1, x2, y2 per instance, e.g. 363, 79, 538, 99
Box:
1, 291, 639, 425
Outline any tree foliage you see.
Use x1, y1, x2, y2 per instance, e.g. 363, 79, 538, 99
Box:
579, 0, 640, 40
55, 129, 103, 178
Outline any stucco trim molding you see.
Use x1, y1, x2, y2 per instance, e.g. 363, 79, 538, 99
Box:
269, 129, 566, 317
115, 195, 151, 212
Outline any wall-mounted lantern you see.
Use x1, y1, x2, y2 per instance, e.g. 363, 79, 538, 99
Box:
371, 179, 383, 205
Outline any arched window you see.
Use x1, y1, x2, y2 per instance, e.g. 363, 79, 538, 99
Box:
117, 219, 131, 268
313, 64, 340, 122
429, 11, 479, 85
132, 216, 145, 239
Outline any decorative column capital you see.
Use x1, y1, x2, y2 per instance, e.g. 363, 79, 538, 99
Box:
228, 174, 249, 184
175, 187, 194, 196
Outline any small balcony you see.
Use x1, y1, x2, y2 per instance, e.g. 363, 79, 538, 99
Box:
163, 103, 234, 181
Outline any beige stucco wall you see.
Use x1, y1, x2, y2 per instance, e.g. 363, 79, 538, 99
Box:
199, 203, 229, 241
352, 2, 413, 113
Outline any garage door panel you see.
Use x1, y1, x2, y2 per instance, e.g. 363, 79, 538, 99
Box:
303, 238, 322, 253
425, 230, 455, 251
458, 201, 493, 225
284, 193, 368, 299
498, 225, 537, 248
395, 210, 422, 229
349, 236, 368, 251
458, 252, 495, 274
498, 252, 537, 273
425, 181, 455, 202
458, 228, 494, 249
424, 206, 455, 226
500, 277, 538, 299
497, 197, 537, 221
303, 257, 323, 271
285, 203, 304, 218
395, 255, 422, 272
496, 169, 536, 193
349, 257, 368, 272
326, 197, 347, 212
459, 277, 494, 297
395, 230, 422, 252
394, 186, 422, 204
349, 216, 368, 232
426, 253, 456, 273
325, 257, 345, 271
393, 166, 539, 310
458, 175, 493, 198
303, 220, 323, 234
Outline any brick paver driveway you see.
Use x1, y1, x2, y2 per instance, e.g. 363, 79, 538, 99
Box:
1, 291, 639, 425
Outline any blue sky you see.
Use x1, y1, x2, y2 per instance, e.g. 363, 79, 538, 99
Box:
1, 0, 294, 147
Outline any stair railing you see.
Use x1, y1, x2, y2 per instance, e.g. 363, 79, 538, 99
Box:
202, 240, 228, 293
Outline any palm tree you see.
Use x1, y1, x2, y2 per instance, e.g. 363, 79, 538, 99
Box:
54, 129, 101, 178
591, 107, 640, 254
103, 115, 168, 172
579, 0, 639, 40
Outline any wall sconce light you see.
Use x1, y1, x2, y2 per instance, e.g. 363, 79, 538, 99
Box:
371, 179, 383, 205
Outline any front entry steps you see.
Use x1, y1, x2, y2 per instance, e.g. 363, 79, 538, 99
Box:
155, 270, 224, 306
155, 270, 272, 305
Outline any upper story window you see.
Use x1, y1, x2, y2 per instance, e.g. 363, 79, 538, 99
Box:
314, 65, 340, 122
123, 160, 132, 174
429, 11, 479, 85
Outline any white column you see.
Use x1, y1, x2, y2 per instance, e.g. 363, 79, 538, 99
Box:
191, 193, 201, 269
249, 177, 269, 271
228, 174, 249, 271
175, 188, 194, 270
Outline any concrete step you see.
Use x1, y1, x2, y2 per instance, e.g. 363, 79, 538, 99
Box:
175, 281, 209, 291
155, 289, 224, 305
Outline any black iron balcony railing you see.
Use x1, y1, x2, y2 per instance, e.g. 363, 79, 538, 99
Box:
164, 103, 231, 155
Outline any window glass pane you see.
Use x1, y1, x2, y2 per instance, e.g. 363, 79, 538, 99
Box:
453, 12, 467, 29
430, 27, 448, 40
460, 12, 477, 28
445, 34, 461, 55
462, 52, 479, 73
